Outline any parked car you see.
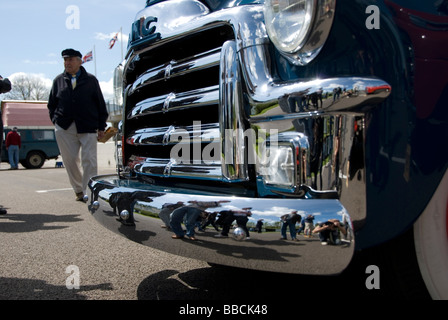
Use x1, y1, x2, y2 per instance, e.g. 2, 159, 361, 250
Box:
1, 100, 60, 169
1, 127, 60, 169
86, 0, 448, 299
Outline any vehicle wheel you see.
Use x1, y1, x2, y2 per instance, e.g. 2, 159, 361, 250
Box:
414, 169, 448, 299
23, 151, 45, 169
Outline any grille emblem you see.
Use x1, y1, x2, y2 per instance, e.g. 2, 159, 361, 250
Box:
163, 92, 176, 113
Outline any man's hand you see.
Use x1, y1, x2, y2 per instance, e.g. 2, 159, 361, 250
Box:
97, 130, 105, 141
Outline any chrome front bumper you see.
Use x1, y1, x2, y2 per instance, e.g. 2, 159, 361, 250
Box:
88, 174, 354, 275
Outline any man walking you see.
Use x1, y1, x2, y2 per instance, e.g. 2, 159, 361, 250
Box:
48, 49, 108, 201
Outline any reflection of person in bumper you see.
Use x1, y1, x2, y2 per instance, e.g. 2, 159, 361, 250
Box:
159, 201, 184, 229
170, 200, 229, 240
214, 208, 252, 239
312, 219, 346, 245
280, 210, 301, 241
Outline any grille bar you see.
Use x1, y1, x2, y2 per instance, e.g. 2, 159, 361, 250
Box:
129, 156, 222, 180
127, 85, 219, 119
128, 47, 221, 95
126, 122, 219, 146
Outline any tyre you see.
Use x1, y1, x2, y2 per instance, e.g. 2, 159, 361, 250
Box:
349, 173, 448, 299
414, 169, 448, 299
23, 151, 45, 169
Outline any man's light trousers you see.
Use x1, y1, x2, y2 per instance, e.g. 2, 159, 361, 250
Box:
55, 123, 97, 195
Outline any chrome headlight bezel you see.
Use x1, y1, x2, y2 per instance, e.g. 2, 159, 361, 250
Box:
264, 0, 336, 66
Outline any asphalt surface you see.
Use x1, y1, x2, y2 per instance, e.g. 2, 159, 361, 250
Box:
0, 142, 431, 302
0, 143, 209, 300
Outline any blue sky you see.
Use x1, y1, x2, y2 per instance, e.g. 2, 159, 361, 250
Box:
0, 0, 147, 102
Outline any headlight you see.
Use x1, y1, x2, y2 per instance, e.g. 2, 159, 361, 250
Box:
259, 132, 309, 192
264, 0, 315, 53
262, 144, 296, 187
264, 0, 336, 65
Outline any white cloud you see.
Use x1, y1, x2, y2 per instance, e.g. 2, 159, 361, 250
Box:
8, 72, 53, 89
6, 72, 115, 103
99, 77, 114, 102
22, 59, 58, 66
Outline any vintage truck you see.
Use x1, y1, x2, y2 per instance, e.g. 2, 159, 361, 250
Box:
87, 0, 448, 298
1, 100, 60, 169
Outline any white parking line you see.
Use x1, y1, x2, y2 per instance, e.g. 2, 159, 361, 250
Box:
36, 188, 73, 193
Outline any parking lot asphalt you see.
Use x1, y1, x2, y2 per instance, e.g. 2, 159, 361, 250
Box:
0, 141, 425, 302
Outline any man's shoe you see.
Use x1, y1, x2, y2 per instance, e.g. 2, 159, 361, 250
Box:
0, 208, 7, 215
76, 192, 86, 202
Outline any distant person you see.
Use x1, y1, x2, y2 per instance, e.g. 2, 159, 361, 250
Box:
0, 75, 12, 214
280, 210, 301, 241
214, 208, 251, 239
304, 214, 315, 238
5, 127, 21, 169
296, 218, 305, 235
312, 219, 347, 245
255, 219, 263, 233
159, 201, 184, 230
48, 49, 108, 201
170, 200, 229, 240
200, 211, 220, 232
234, 207, 252, 240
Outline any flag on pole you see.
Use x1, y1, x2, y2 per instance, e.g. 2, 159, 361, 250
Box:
82, 51, 93, 64
109, 32, 118, 49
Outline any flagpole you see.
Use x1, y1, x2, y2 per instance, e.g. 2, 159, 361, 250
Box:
120, 27, 123, 61
93, 45, 97, 77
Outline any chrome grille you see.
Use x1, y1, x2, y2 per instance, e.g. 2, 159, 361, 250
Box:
123, 24, 235, 182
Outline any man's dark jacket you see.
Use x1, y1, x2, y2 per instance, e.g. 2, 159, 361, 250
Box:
0, 77, 11, 94
48, 66, 108, 133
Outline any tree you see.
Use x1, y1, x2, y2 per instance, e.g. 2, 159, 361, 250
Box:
4, 74, 50, 101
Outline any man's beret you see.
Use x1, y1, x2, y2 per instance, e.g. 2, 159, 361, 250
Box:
61, 48, 82, 58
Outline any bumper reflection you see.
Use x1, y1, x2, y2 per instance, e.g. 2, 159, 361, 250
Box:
88, 176, 354, 275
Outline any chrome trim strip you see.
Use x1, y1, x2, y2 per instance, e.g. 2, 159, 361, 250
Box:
219, 41, 248, 182
239, 44, 391, 120
88, 174, 355, 275
128, 47, 221, 95
126, 122, 219, 146
128, 85, 219, 118
129, 156, 222, 180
